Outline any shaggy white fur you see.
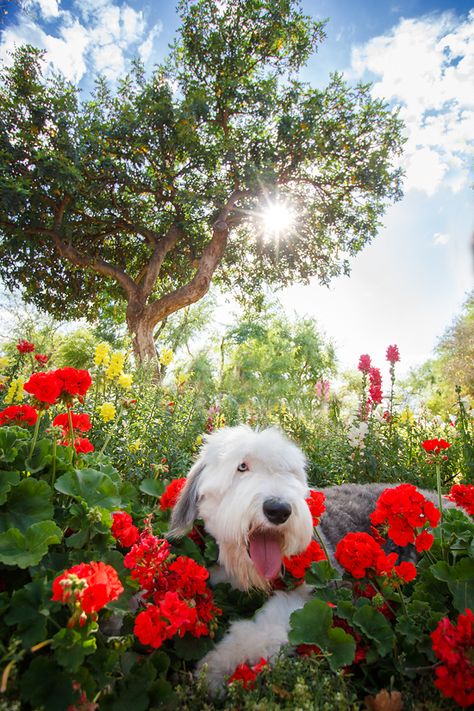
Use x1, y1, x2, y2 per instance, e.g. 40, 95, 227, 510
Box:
170, 425, 315, 689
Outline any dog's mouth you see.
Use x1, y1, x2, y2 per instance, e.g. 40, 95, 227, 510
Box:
247, 529, 283, 580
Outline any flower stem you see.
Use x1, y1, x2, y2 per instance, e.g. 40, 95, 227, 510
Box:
435, 459, 445, 556
314, 527, 331, 562
28, 410, 43, 460
67, 407, 76, 465
51, 436, 57, 488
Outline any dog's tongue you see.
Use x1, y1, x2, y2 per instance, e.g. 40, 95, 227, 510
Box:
248, 531, 282, 580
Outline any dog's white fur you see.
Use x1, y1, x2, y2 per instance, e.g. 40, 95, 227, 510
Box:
170, 425, 315, 689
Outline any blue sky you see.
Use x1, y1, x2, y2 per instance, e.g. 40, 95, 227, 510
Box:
1, 0, 473, 381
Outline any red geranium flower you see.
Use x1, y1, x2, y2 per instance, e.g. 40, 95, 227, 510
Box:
306, 490, 326, 527
24, 371, 62, 406
53, 412, 92, 434
431, 609, 474, 707
34, 353, 49, 365
0, 404, 38, 427
16, 339, 35, 354
72, 437, 94, 454
52, 561, 123, 623
335, 532, 398, 579
159, 477, 187, 510
394, 561, 417, 583
370, 484, 440, 547
446, 483, 474, 516
111, 511, 140, 548
421, 439, 451, 456
415, 530, 435, 552
283, 539, 326, 582
54, 367, 92, 398
134, 605, 169, 648
227, 658, 268, 689
386, 344, 400, 363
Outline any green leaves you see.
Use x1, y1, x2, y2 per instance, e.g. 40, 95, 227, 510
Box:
0, 478, 53, 533
430, 558, 474, 613
138, 478, 164, 497
289, 598, 356, 671
0, 470, 20, 504
0, 520, 62, 568
55, 467, 121, 510
352, 604, 394, 657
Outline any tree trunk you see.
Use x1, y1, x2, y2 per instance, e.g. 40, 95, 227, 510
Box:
126, 304, 159, 366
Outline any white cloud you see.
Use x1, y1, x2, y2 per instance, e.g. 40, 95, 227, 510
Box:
350, 11, 474, 197
433, 232, 450, 246
0, 0, 163, 86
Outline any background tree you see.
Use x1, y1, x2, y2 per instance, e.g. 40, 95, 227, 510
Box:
0, 0, 404, 363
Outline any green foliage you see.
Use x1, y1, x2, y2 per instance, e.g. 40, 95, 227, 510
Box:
0, 0, 404, 358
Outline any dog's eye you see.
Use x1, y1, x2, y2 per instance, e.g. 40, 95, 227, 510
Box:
237, 462, 249, 472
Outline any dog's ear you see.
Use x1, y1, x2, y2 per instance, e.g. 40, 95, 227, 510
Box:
168, 460, 205, 539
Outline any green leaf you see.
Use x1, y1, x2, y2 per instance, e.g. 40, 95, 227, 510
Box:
305, 559, 341, 587
55, 467, 121, 509
0, 470, 20, 504
100, 660, 157, 711
4, 580, 49, 648
25, 438, 53, 473
289, 598, 356, 671
52, 627, 97, 672
21, 657, 76, 711
0, 426, 29, 464
139, 478, 164, 497
0, 477, 53, 533
352, 604, 395, 657
0, 520, 62, 568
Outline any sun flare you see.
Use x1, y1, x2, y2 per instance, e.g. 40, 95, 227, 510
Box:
261, 202, 295, 237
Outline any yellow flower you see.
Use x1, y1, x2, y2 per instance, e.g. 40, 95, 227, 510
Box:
194, 435, 203, 448
98, 402, 116, 423
159, 348, 174, 367
94, 342, 111, 367
4, 377, 24, 404
106, 352, 125, 380
118, 372, 133, 390
176, 372, 189, 388
0, 356, 9, 370
128, 439, 142, 453
400, 408, 415, 425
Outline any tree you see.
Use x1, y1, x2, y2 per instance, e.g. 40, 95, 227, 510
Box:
220, 302, 337, 409
0, 0, 404, 364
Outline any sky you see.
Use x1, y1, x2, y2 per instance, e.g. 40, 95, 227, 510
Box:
0, 0, 473, 381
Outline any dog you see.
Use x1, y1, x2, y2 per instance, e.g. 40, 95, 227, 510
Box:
169, 425, 439, 690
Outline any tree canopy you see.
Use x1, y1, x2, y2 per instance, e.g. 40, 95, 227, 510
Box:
0, 0, 404, 361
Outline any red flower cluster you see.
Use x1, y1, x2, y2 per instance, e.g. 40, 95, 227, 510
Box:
227, 658, 268, 688
124, 532, 221, 648
446, 483, 474, 516
72, 437, 94, 454
159, 477, 186, 511
111, 511, 140, 548
431, 608, 474, 707
52, 412, 92, 434
52, 561, 123, 625
16, 339, 35, 354
370, 484, 440, 548
283, 539, 326, 582
24, 368, 92, 407
306, 490, 326, 526
34, 353, 49, 365
335, 532, 398, 579
358, 354, 371, 374
386, 345, 400, 363
0, 404, 38, 427
421, 438, 451, 458
368, 367, 383, 406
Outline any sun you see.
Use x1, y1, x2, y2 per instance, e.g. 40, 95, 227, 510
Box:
261, 202, 295, 238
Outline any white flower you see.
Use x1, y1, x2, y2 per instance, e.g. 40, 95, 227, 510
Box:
348, 421, 369, 449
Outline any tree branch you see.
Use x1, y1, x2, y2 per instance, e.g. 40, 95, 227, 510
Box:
145, 190, 248, 325
138, 222, 182, 301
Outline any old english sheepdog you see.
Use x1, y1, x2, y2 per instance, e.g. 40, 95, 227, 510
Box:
169, 425, 424, 690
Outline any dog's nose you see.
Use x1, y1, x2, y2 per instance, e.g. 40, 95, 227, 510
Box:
263, 498, 292, 525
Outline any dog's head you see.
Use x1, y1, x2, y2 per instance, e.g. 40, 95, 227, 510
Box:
169, 425, 313, 590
